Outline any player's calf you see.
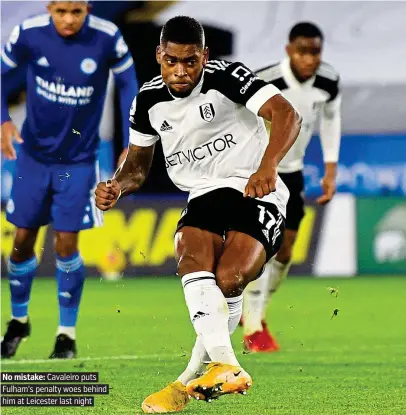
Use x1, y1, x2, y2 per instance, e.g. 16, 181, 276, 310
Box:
2, 248, 38, 358
52, 232, 85, 359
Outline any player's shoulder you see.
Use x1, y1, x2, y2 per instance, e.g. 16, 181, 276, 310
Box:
316, 61, 340, 82
314, 62, 340, 100
88, 15, 119, 37
255, 62, 282, 80
203, 59, 254, 84
253, 61, 288, 91
205, 59, 233, 73
137, 75, 172, 109
20, 13, 50, 32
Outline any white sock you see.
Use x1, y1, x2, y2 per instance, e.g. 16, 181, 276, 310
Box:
243, 272, 268, 335
177, 294, 243, 384
178, 335, 209, 385
57, 326, 76, 340
263, 258, 291, 316
227, 294, 243, 335
12, 316, 28, 324
267, 258, 291, 293
182, 272, 239, 367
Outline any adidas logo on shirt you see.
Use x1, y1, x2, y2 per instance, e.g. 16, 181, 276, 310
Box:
160, 120, 173, 131
37, 57, 50, 67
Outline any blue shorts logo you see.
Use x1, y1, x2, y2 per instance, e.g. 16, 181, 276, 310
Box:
81, 58, 97, 74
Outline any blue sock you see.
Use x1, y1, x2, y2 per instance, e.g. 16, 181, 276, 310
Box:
8, 256, 37, 319
56, 252, 85, 328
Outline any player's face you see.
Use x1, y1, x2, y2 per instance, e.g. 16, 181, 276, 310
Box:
287, 36, 322, 81
157, 42, 208, 98
47, 2, 89, 37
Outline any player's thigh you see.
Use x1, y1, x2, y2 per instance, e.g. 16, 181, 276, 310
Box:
51, 161, 103, 232
277, 171, 305, 262
175, 190, 228, 276
275, 229, 298, 263
215, 190, 285, 296
279, 171, 305, 232
216, 231, 267, 297
6, 149, 53, 229
175, 226, 224, 276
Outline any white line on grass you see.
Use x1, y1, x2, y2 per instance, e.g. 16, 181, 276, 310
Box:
1, 354, 186, 365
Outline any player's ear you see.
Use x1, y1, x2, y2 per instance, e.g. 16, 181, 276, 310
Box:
156, 46, 162, 65
286, 44, 292, 58
202, 47, 209, 66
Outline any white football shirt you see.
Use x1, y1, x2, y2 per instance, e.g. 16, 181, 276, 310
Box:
129, 60, 290, 217
257, 58, 341, 173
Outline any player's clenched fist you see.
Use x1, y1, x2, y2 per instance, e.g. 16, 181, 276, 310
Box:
95, 179, 121, 211
244, 165, 277, 199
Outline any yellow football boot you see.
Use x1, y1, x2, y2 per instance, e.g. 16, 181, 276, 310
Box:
141, 381, 190, 413
186, 362, 252, 402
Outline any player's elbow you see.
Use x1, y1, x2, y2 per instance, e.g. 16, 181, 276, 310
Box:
280, 100, 302, 135
261, 95, 301, 127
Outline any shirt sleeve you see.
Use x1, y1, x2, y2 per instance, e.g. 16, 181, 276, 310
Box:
320, 78, 342, 163
216, 61, 281, 115
1, 24, 29, 123
129, 92, 159, 147
109, 29, 134, 75
1, 24, 29, 73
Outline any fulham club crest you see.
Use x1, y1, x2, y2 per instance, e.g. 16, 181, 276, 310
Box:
199, 103, 215, 122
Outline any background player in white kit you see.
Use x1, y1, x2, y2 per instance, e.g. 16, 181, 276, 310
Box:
95, 16, 301, 413
242, 22, 341, 352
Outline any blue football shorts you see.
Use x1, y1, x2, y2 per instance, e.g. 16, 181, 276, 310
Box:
6, 148, 103, 232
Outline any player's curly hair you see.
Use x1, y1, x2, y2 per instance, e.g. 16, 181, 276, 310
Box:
289, 22, 324, 42
160, 16, 205, 49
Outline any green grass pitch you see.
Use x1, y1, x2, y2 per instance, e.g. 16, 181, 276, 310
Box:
1, 276, 406, 414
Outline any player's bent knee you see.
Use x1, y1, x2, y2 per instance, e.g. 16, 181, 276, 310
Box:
11, 228, 39, 262
216, 264, 259, 297
177, 254, 214, 277
54, 232, 79, 258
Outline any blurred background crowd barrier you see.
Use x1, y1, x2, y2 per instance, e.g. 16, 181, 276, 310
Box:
1, 1, 405, 277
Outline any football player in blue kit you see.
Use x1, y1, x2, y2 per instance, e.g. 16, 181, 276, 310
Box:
1, 1, 137, 359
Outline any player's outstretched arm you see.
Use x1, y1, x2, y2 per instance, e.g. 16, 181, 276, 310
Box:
95, 143, 154, 211
244, 95, 301, 198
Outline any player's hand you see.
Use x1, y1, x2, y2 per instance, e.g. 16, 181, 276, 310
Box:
1, 121, 24, 160
117, 148, 128, 168
244, 165, 277, 199
316, 176, 336, 205
95, 179, 121, 211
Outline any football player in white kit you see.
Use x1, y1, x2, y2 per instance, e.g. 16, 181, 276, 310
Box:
95, 16, 301, 413
242, 22, 341, 352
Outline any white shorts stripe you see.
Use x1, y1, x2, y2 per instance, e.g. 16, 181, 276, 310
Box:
90, 160, 103, 228
1, 49, 17, 68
